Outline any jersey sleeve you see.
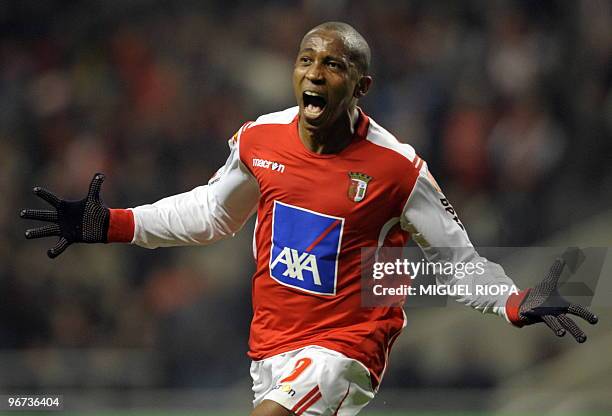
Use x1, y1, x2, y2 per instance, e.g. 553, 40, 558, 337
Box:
130, 135, 260, 248
400, 160, 518, 322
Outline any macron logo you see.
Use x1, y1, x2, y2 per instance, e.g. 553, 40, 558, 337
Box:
253, 158, 285, 173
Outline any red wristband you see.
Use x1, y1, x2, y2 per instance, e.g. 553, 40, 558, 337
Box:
107, 209, 135, 243
505, 288, 530, 327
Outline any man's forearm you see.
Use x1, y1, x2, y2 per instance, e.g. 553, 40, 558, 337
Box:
402, 163, 518, 320
129, 185, 250, 249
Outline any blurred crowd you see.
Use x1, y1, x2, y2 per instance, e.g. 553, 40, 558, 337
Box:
1, 0, 611, 390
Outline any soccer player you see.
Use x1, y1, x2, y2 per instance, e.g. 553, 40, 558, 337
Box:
21, 22, 597, 416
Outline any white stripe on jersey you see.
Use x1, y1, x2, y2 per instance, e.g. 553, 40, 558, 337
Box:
251, 106, 299, 127
365, 118, 419, 165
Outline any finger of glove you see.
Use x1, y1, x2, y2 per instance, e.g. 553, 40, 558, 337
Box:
25, 224, 61, 239
568, 303, 598, 325
558, 314, 587, 343
544, 258, 565, 286
87, 173, 105, 201
20, 209, 58, 222
33, 187, 61, 208
47, 237, 70, 259
542, 315, 566, 337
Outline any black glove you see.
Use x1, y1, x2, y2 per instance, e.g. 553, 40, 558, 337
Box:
20, 173, 110, 258
516, 248, 598, 343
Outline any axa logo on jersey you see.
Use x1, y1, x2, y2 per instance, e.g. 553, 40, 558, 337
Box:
252, 158, 285, 173
269, 201, 344, 295
271, 248, 322, 285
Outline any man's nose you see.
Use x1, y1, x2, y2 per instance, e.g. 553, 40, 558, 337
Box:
305, 63, 324, 84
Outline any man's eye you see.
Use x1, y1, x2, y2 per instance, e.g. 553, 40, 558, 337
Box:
300, 57, 311, 64
328, 62, 340, 69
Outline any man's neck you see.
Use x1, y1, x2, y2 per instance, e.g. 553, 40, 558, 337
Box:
298, 108, 360, 155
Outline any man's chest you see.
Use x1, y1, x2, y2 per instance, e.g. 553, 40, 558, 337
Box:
247, 146, 409, 250
253, 150, 398, 214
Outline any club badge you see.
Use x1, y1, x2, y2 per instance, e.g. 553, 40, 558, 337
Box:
348, 172, 372, 202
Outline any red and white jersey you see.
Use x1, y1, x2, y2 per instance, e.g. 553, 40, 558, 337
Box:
131, 106, 516, 386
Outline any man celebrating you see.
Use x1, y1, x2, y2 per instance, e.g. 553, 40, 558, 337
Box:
21, 22, 597, 416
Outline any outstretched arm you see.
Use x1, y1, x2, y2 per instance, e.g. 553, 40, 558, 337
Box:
401, 161, 517, 318
21, 137, 260, 256
401, 161, 597, 341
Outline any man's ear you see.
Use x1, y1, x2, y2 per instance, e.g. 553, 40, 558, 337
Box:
354, 76, 373, 98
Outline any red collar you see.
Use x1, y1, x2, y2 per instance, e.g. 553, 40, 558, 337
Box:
354, 107, 370, 142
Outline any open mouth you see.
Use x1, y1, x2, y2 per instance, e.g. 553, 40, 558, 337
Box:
302, 91, 327, 117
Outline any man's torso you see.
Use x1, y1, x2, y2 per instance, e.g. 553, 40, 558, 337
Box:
238, 107, 422, 384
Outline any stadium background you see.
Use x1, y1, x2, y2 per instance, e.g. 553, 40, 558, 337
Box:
1, 0, 611, 414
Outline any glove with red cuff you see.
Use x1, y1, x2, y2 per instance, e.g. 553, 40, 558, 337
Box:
20, 173, 134, 258
506, 248, 598, 343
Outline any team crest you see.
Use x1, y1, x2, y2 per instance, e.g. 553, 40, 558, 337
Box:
348, 172, 372, 202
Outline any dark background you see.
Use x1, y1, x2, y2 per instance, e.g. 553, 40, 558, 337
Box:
1, 0, 611, 413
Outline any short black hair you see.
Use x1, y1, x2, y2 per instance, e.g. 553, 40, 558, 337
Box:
302, 21, 371, 75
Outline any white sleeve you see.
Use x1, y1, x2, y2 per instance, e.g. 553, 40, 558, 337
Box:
400, 162, 517, 322
130, 138, 260, 248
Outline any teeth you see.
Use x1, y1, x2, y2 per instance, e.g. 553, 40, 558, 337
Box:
306, 104, 323, 114
304, 91, 322, 97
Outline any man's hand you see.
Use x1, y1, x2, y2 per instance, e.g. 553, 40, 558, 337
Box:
20, 173, 110, 258
507, 248, 598, 343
